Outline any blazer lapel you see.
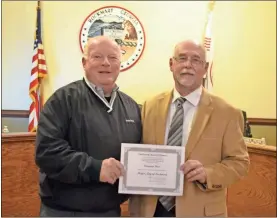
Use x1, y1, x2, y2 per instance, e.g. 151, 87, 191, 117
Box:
185, 89, 213, 160
155, 91, 173, 145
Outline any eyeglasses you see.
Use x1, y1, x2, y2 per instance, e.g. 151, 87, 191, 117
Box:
173, 56, 204, 67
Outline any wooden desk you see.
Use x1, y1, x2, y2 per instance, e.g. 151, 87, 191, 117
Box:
2, 133, 276, 217
227, 143, 276, 216
2, 133, 39, 216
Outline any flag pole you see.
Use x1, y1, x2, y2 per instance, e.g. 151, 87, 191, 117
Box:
28, 0, 47, 132
202, 1, 215, 43
202, 1, 215, 90
38, 0, 45, 112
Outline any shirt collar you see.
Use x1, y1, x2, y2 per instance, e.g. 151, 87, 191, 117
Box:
84, 76, 119, 96
83, 76, 119, 113
172, 86, 202, 107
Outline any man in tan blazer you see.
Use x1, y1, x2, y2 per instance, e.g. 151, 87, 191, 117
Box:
129, 39, 249, 217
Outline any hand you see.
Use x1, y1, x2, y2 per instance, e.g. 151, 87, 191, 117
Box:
180, 160, 207, 183
100, 158, 125, 185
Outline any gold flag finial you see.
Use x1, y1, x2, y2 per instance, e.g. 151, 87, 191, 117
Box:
208, 1, 215, 12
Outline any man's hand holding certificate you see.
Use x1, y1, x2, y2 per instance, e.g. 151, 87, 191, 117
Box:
118, 143, 185, 196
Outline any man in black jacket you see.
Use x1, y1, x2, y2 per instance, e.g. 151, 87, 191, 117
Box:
35, 36, 142, 216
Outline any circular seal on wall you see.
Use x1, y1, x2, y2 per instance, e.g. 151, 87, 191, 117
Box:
79, 6, 146, 72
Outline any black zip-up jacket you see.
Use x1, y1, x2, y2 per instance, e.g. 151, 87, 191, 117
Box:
35, 79, 142, 212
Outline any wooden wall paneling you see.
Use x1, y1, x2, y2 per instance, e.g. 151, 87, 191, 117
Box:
2, 110, 29, 118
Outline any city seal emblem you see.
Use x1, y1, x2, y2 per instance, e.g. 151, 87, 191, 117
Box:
79, 6, 146, 72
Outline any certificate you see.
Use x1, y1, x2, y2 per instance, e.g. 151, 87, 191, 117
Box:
118, 143, 185, 196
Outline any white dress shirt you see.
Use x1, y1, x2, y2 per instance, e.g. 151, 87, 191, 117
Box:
164, 86, 202, 149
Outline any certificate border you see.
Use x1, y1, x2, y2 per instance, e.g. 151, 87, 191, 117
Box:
119, 143, 184, 196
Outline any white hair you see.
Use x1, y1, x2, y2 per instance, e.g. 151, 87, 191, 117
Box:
82, 37, 122, 60
173, 39, 206, 60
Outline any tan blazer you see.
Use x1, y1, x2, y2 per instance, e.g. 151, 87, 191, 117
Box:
129, 88, 250, 217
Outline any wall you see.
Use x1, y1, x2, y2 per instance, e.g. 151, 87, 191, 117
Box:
251, 125, 276, 146
212, 1, 276, 119
1, 118, 29, 133
2, 1, 276, 119
37, 1, 210, 107
2, 1, 36, 110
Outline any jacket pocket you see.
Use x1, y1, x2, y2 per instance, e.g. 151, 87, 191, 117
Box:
204, 201, 226, 217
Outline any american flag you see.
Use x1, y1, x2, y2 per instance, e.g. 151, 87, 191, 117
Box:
28, 1, 47, 132
203, 1, 215, 92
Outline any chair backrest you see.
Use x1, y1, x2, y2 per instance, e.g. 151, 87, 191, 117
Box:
241, 110, 252, 138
